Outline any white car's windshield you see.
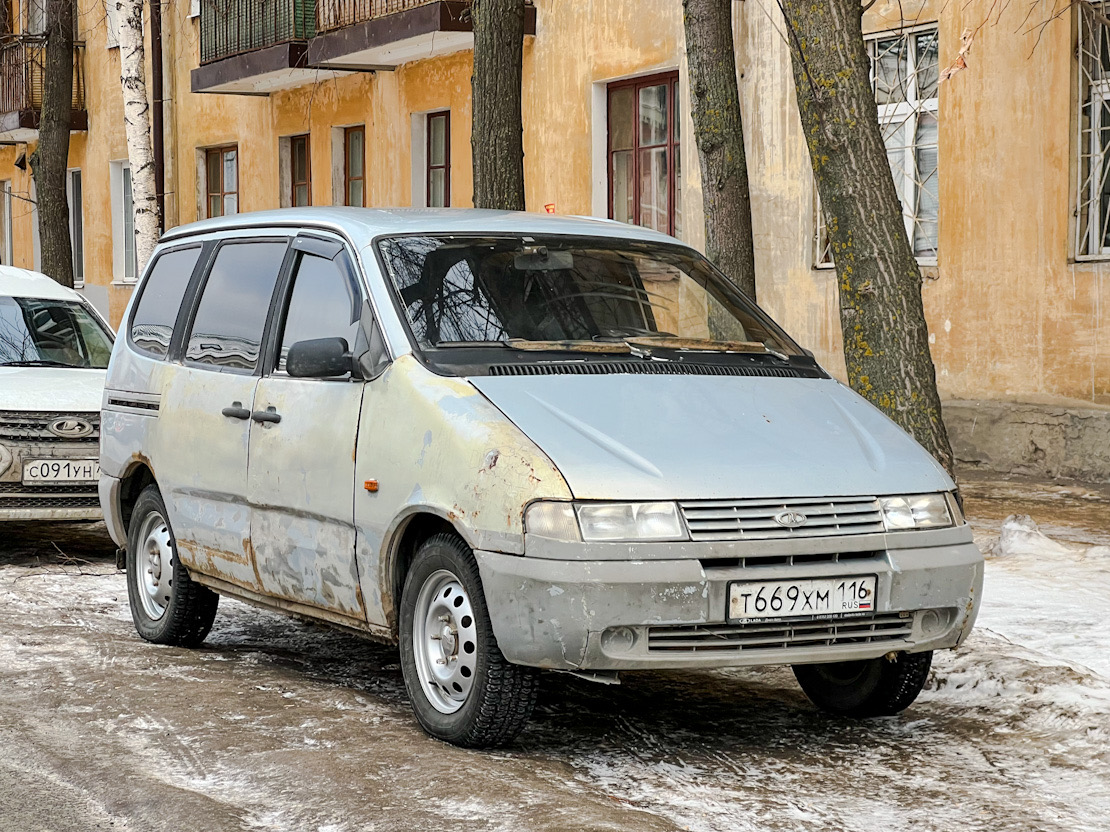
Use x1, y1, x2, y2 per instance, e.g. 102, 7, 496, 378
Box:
0, 296, 114, 369
376, 235, 802, 357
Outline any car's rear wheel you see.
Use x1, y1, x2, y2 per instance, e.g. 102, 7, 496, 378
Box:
793, 651, 932, 717
399, 533, 538, 747
126, 485, 218, 647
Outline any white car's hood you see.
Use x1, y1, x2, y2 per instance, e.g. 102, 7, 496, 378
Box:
469, 374, 954, 501
0, 367, 106, 413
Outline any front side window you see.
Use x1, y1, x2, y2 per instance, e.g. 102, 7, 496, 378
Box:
377, 235, 801, 359
427, 112, 450, 208
815, 27, 939, 266
129, 246, 203, 358
344, 126, 365, 207
185, 241, 286, 371
0, 296, 113, 369
608, 73, 682, 238
1078, 4, 1110, 258
276, 252, 361, 373
205, 146, 238, 218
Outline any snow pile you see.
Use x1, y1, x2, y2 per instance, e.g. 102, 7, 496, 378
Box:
980, 514, 1078, 558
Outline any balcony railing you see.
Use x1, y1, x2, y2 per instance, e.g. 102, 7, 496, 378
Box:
200, 0, 317, 64
316, 0, 447, 33
0, 35, 86, 116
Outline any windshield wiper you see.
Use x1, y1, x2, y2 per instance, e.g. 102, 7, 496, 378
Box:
0, 359, 77, 368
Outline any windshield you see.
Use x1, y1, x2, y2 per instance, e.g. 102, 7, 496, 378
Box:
376, 235, 802, 357
0, 296, 114, 369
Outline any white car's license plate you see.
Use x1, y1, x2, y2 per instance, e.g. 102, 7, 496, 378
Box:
728, 575, 877, 621
22, 459, 101, 483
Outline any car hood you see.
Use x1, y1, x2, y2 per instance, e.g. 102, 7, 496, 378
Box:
468, 374, 954, 501
0, 367, 106, 413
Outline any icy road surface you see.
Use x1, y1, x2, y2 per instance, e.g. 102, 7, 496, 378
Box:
0, 474, 1107, 832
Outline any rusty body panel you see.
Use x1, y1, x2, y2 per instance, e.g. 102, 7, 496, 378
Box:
353, 354, 572, 631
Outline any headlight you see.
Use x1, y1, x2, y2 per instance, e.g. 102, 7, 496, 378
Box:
524, 501, 688, 542
879, 493, 955, 530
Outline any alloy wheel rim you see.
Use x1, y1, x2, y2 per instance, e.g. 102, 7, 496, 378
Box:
137, 510, 174, 621
412, 569, 479, 714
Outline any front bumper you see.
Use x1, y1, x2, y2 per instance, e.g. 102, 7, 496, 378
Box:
475, 535, 983, 671
0, 438, 103, 522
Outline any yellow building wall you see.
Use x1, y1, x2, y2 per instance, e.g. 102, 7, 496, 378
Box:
0, 0, 1103, 407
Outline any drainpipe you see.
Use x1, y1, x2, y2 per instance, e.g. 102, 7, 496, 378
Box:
151, 0, 165, 232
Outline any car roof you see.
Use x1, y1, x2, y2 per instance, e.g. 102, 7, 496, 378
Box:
0, 265, 83, 301
159, 207, 686, 249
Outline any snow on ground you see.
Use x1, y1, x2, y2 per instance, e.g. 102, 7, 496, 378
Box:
1, 492, 1109, 832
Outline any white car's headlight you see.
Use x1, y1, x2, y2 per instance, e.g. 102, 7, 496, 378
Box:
879, 493, 955, 530
524, 501, 688, 542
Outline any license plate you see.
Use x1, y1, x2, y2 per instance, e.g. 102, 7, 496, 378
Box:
22, 459, 101, 483
728, 575, 877, 621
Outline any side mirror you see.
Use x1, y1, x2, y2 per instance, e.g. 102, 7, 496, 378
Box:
286, 337, 352, 378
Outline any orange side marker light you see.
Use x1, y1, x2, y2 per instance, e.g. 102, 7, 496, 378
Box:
364, 479, 379, 493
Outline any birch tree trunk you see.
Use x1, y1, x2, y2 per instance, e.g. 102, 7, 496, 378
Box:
31, 0, 75, 288
682, 0, 757, 299
470, 0, 526, 211
779, 0, 956, 476
117, 0, 160, 270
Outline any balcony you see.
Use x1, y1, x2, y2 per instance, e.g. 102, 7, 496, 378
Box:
191, 0, 343, 95
0, 36, 87, 142
309, 0, 536, 72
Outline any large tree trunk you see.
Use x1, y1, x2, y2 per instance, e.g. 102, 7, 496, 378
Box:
118, 0, 160, 270
470, 0, 525, 211
30, 0, 74, 288
682, 0, 757, 299
779, 0, 955, 476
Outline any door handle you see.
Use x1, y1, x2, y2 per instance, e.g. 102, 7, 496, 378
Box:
251, 407, 282, 425
221, 401, 250, 420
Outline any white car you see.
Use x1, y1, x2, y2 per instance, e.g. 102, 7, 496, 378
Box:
0, 266, 114, 521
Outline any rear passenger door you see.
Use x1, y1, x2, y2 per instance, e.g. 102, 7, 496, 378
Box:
158, 237, 288, 591
246, 237, 367, 619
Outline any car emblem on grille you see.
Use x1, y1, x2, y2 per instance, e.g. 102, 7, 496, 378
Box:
48, 418, 94, 439
773, 510, 808, 529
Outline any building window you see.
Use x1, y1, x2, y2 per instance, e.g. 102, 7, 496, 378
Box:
344, 126, 364, 207
1077, 4, 1110, 258
68, 169, 83, 284
607, 72, 681, 238
123, 166, 137, 280
110, 161, 136, 282
104, 0, 119, 47
291, 134, 311, 207
814, 26, 938, 267
426, 111, 450, 207
205, 145, 238, 218
0, 180, 11, 267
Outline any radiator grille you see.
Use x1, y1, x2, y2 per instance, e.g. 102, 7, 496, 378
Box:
0, 411, 100, 442
647, 612, 913, 654
0, 481, 100, 509
680, 496, 884, 541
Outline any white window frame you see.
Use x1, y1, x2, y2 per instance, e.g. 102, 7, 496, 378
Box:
814, 24, 939, 269
0, 181, 11, 267
67, 168, 84, 287
110, 160, 137, 283
104, 0, 120, 49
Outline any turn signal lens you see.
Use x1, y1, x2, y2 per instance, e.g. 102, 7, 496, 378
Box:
524, 502, 580, 541
879, 493, 953, 531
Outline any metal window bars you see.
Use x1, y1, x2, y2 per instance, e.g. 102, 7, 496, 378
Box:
0, 35, 86, 116
1076, 2, 1110, 258
814, 25, 939, 269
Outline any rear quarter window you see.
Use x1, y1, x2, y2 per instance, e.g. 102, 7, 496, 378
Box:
129, 246, 203, 358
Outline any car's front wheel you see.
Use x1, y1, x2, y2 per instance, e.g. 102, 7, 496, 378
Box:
793, 651, 932, 717
399, 533, 538, 747
126, 484, 219, 647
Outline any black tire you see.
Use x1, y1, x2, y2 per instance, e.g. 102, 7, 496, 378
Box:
126, 484, 218, 647
399, 533, 538, 748
793, 651, 932, 717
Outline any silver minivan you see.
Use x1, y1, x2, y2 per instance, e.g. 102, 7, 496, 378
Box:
100, 209, 983, 747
